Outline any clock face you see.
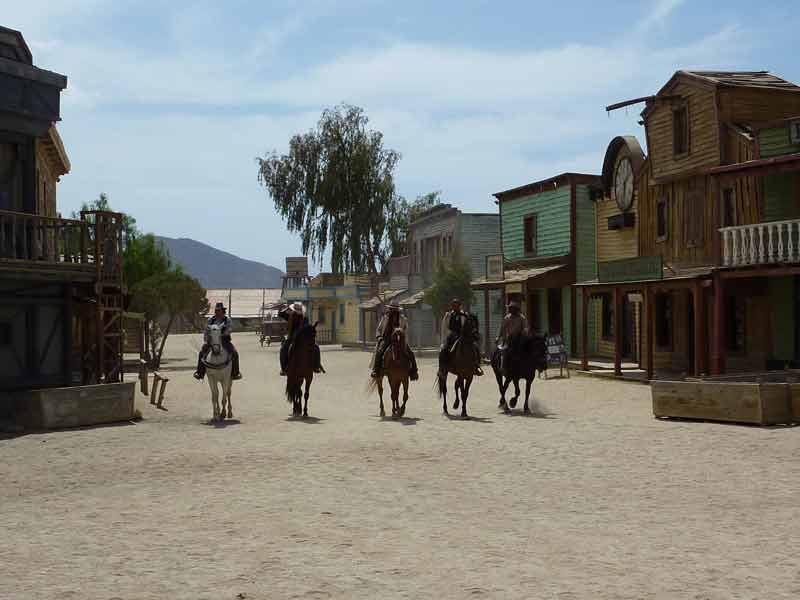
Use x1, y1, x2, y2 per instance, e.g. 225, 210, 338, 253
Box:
614, 157, 634, 211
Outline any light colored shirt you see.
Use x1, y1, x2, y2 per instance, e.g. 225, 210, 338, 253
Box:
376, 313, 408, 339
205, 315, 232, 342
497, 313, 527, 343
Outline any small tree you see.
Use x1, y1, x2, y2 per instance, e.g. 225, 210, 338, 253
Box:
72, 192, 139, 242
130, 269, 208, 367
385, 191, 442, 260
424, 258, 475, 319
124, 234, 171, 290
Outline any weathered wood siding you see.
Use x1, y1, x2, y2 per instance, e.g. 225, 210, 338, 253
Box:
596, 194, 638, 263
458, 213, 501, 280
768, 276, 796, 362
718, 89, 800, 124
575, 184, 596, 353
646, 81, 719, 181
501, 185, 571, 261
759, 125, 800, 158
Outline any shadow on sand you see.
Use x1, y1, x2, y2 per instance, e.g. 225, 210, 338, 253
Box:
1, 419, 138, 441
500, 408, 556, 419
285, 415, 325, 424
379, 416, 422, 426
443, 413, 492, 423
204, 418, 242, 428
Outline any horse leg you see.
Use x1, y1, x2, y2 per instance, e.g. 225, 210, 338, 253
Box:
303, 377, 311, 418
208, 376, 220, 421
440, 374, 448, 415
390, 380, 399, 418
509, 379, 520, 409
400, 378, 408, 417
523, 378, 532, 414
453, 376, 461, 411
499, 376, 512, 412
225, 372, 233, 419
461, 377, 471, 418
377, 379, 385, 418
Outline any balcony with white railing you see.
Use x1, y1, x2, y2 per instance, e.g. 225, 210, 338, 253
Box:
720, 219, 800, 267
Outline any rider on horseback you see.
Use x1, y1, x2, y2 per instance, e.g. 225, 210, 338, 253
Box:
496, 300, 528, 374
278, 302, 323, 376
194, 302, 242, 380
437, 298, 483, 378
371, 304, 419, 381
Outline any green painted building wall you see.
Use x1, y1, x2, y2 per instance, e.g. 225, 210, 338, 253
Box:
574, 184, 597, 354
501, 185, 571, 261
769, 277, 796, 362
759, 127, 800, 223
759, 126, 800, 158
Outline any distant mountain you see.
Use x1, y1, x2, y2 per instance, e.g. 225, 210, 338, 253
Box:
155, 236, 284, 289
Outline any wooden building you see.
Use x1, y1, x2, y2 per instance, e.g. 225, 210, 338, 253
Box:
577, 70, 800, 379
473, 173, 599, 356
0, 26, 125, 393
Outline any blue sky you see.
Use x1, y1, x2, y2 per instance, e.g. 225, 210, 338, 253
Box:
6, 0, 800, 273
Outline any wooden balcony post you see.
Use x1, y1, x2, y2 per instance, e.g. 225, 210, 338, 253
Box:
693, 281, 703, 377
645, 285, 654, 381
581, 287, 589, 371
711, 273, 725, 375
614, 286, 622, 376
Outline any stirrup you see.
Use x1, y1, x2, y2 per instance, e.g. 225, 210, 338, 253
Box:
193, 372, 203, 380
410, 370, 419, 381
232, 373, 242, 380
279, 369, 287, 376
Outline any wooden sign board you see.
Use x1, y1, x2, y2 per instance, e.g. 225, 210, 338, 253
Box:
285, 256, 308, 277
546, 334, 566, 365
485, 254, 504, 281
598, 255, 663, 283
790, 119, 800, 145
506, 283, 523, 294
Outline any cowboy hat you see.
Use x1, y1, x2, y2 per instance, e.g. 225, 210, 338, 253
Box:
214, 302, 225, 311
289, 302, 305, 315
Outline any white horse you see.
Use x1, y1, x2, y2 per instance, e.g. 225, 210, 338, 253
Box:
202, 323, 233, 422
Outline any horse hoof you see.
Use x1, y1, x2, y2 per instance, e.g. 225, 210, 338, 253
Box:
400, 406, 406, 417
523, 407, 530, 414
380, 410, 386, 418
510, 398, 518, 409
453, 400, 460, 410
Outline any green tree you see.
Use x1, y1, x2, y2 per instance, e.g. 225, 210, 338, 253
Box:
257, 104, 402, 274
424, 258, 475, 318
130, 269, 208, 367
124, 234, 171, 290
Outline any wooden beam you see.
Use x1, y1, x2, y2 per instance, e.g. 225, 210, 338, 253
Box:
581, 287, 589, 371
693, 281, 703, 377
483, 289, 490, 357
613, 286, 623, 376
645, 285, 654, 381
606, 96, 654, 112
711, 273, 725, 375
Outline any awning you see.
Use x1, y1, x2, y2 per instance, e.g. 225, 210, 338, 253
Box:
574, 266, 714, 289
399, 288, 430, 307
358, 289, 408, 310
471, 264, 568, 290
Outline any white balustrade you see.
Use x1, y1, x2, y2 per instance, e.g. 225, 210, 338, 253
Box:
720, 219, 800, 266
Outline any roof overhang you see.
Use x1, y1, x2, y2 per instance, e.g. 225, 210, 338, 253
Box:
494, 173, 601, 203
709, 152, 800, 180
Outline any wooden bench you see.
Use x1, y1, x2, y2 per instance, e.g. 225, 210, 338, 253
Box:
150, 371, 169, 408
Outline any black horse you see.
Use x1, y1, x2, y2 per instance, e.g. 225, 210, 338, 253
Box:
490, 334, 547, 414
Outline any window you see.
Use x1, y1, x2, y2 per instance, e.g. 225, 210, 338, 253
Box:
339, 303, 345, 324
721, 188, 736, 227
656, 198, 669, 242
601, 294, 614, 340
684, 186, 704, 247
726, 296, 746, 351
655, 293, 673, 348
673, 104, 688, 156
523, 215, 538, 256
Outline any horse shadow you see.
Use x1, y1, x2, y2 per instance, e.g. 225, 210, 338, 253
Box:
443, 413, 492, 423
285, 415, 325, 424
204, 418, 242, 428
500, 408, 555, 419
379, 416, 422, 426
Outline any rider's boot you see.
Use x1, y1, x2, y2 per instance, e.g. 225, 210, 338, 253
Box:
193, 354, 205, 380
314, 345, 324, 374
408, 349, 419, 381
437, 348, 447, 378
474, 347, 484, 376
231, 351, 242, 380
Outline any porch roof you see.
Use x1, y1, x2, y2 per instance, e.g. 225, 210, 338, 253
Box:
358, 288, 408, 310
574, 266, 714, 289
471, 264, 568, 290
398, 288, 431, 307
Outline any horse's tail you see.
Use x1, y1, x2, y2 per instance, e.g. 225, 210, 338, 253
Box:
435, 371, 446, 399
366, 376, 380, 395
285, 378, 293, 403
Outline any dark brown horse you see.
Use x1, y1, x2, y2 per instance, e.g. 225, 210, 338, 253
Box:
286, 322, 319, 417
436, 315, 480, 418
490, 334, 547, 413
371, 328, 411, 418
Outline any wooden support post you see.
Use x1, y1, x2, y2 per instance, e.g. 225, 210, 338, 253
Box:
581, 287, 589, 371
693, 281, 703, 377
711, 273, 725, 375
150, 373, 159, 405
139, 359, 148, 396
645, 285, 654, 381
484, 289, 490, 357
157, 378, 168, 408
614, 287, 623, 376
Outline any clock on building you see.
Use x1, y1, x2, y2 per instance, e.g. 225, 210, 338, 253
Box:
614, 156, 634, 211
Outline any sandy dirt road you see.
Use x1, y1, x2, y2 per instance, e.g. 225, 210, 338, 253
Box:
2, 333, 799, 599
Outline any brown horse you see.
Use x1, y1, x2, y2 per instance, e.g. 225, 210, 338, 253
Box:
436, 315, 480, 418
286, 321, 319, 417
490, 334, 547, 414
372, 328, 411, 418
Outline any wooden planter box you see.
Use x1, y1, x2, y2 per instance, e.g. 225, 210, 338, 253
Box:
11, 382, 136, 430
652, 380, 797, 426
